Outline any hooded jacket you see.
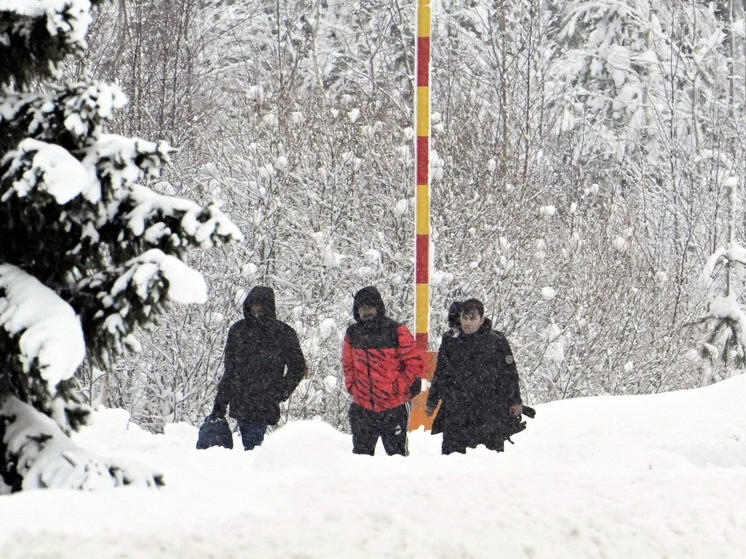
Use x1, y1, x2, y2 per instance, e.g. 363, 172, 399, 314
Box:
213, 286, 306, 424
342, 286, 424, 412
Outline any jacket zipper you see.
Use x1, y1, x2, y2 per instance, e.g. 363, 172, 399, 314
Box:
365, 349, 375, 409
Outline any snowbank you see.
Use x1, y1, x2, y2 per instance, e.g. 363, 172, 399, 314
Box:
1, 375, 745, 558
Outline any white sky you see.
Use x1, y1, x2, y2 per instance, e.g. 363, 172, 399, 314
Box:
1, 373, 745, 558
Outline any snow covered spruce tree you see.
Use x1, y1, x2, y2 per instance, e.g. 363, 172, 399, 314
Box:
0, 1, 242, 492
694, 156, 746, 378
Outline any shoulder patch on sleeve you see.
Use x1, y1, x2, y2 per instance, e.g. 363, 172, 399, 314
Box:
505, 355, 514, 364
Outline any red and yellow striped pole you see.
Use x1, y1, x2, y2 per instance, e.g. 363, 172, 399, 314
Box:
414, 0, 431, 353
410, 0, 437, 431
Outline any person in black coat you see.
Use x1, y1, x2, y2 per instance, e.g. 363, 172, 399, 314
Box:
427, 300, 463, 437
211, 286, 307, 450
425, 298, 523, 454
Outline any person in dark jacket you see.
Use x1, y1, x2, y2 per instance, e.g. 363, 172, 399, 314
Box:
343, 286, 424, 455
425, 298, 522, 454
211, 286, 306, 450
427, 300, 463, 436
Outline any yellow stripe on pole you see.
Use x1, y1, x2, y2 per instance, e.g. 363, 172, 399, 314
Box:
416, 282, 429, 334
418, 1, 431, 38
417, 87, 430, 137
416, 184, 430, 235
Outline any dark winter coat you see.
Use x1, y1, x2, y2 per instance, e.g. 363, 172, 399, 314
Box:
213, 286, 306, 425
427, 329, 460, 436
343, 286, 424, 412
426, 318, 522, 449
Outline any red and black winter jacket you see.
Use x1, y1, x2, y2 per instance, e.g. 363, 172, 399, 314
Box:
343, 316, 424, 412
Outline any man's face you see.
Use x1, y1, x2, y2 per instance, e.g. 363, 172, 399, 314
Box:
460, 310, 484, 335
358, 304, 378, 322
249, 303, 266, 319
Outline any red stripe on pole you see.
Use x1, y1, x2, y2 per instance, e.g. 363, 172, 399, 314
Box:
415, 333, 428, 352
417, 37, 430, 86
416, 136, 429, 185
416, 234, 429, 283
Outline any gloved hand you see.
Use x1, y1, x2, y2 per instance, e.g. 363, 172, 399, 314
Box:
208, 407, 226, 422
409, 378, 422, 398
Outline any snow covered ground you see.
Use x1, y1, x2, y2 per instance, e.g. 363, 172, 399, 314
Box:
2, 374, 746, 559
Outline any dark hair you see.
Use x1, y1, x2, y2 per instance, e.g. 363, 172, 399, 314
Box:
447, 301, 463, 328
461, 298, 484, 317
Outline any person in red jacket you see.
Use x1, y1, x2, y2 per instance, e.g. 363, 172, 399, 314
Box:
342, 286, 424, 455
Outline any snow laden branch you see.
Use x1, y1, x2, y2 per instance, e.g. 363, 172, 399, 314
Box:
125, 183, 244, 252
700, 243, 746, 291
1, 122, 242, 278
0, 0, 104, 87
0, 132, 242, 372
0, 81, 126, 154
0, 397, 163, 492
694, 242, 746, 368
76, 249, 209, 370
0, 263, 85, 392
1, 138, 100, 204
698, 295, 746, 364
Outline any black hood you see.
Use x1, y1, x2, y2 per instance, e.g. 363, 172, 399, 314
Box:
353, 286, 386, 322
243, 286, 276, 320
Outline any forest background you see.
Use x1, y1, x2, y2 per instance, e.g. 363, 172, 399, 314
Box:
70, 0, 746, 433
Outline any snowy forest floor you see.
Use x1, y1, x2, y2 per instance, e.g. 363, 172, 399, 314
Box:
2, 375, 746, 559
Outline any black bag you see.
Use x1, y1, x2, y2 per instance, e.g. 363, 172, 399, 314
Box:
196, 416, 234, 449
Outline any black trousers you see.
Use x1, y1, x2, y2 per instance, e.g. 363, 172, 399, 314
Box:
349, 402, 410, 456
237, 420, 268, 451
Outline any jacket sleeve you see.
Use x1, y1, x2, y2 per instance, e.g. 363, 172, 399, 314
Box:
342, 333, 355, 394
397, 325, 424, 385
495, 333, 522, 406
426, 342, 450, 408
281, 327, 307, 400
212, 327, 238, 416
